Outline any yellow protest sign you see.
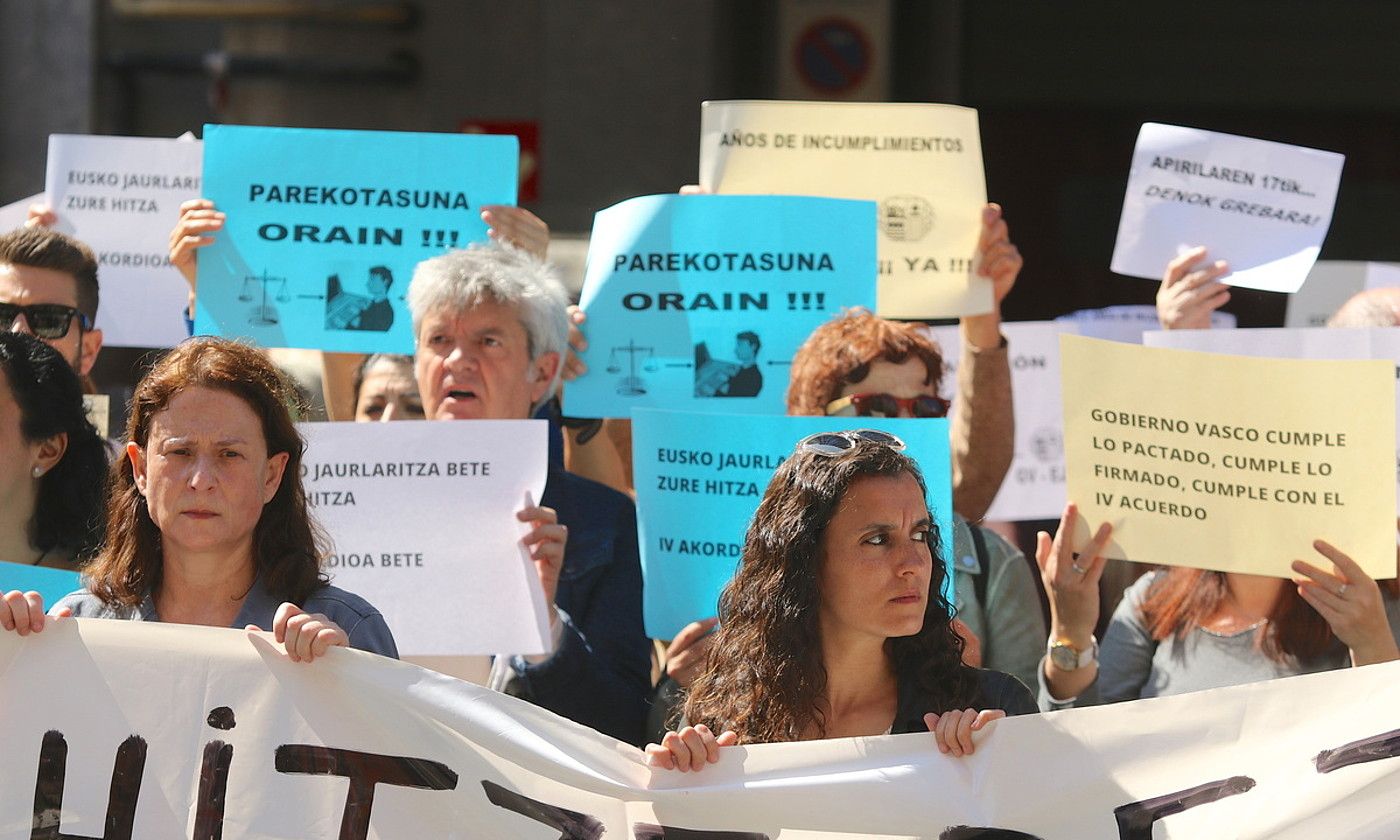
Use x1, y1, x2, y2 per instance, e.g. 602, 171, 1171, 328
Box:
1061, 334, 1396, 578
699, 100, 990, 319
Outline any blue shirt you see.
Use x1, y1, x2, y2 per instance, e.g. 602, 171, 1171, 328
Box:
53, 576, 399, 659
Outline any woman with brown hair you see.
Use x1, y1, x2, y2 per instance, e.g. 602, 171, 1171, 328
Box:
0, 337, 398, 660
646, 431, 1036, 772
1037, 504, 1399, 708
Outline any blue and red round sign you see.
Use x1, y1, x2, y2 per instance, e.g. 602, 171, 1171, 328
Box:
794, 17, 871, 94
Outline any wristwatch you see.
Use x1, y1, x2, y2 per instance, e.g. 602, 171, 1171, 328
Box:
1048, 636, 1099, 671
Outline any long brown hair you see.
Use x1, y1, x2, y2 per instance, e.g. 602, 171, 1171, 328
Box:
682, 440, 976, 743
1140, 568, 1339, 662
787, 309, 945, 415
85, 338, 328, 607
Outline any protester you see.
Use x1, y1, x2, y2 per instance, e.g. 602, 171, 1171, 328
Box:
1156, 246, 1231, 330
1036, 503, 1400, 709
1327, 287, 1400, 327
408, 244, 651, 745
0, 333, 107, 571
651, 310, 1046, 734
646, 431, 1035, 771
0, 337, 400, 662
0, 227, 103, 382
351, 353, 423, 422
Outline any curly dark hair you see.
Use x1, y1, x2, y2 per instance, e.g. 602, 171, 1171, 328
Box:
0, 332, 107, 559
84, 337, 329, 607
682, 439, 977, 743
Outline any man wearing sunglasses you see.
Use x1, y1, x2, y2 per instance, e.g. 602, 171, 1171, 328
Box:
0, 228, 102, 382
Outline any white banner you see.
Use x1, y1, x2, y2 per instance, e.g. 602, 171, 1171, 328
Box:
45, 134, 203, 348
1111, 123, 1344, 294
300, 419, 551, 656
3, 621, 1400, 838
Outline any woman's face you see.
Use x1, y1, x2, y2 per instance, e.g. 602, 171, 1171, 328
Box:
129, 386, 289, 558
816, 472, 933, 644
835, 357, 936, 417
354, 360, 424, 422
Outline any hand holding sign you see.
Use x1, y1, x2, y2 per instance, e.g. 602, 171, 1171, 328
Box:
244, 602, 349, 664
517, 494, 566, 625
963, 203, 1024, 350
1156, 246, 1231, 330
0, 590, 69, 635
1291, 540, 1400, 667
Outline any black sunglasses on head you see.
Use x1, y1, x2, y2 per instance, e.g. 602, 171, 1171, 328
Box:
0, 303, 91, 339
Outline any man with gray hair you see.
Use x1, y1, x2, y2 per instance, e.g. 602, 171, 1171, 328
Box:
408, 244, 650, 745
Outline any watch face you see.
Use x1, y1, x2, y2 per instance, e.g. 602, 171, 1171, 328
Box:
1049, 643, 1079, 671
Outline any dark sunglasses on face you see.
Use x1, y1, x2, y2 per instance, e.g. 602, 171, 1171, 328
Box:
0, 303, 91, 340
824, 392, 951, 419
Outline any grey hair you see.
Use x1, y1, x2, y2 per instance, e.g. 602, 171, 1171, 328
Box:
407, 244, 571, 408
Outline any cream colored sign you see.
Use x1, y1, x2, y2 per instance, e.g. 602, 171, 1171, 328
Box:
699, 100, 989, 319
1061, 334, 1395, 578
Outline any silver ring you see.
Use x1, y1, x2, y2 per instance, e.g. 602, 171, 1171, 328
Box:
1337, 583, 1349, 598
1071, 561, 1088, 575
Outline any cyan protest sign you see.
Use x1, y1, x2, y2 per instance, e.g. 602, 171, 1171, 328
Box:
0, 562, 81, 608
194, 124, 517, 353
566, 194, 877, 418
633, 409, 953, 639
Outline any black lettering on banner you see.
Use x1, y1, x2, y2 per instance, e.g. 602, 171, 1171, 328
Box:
30, 730, 147, 840
481, 780, 605, 840
1113, 776, 1255, 840
275, 746, 459, 840
192, 742, 232, 840
1314, 727, 1400, 774
633, 824, 770, 839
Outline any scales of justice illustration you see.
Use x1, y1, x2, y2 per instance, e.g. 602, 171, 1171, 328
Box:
607, 340, 657, 396
239, 269, 290, 326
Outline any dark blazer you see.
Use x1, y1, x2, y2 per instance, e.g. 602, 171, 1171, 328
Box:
501, 467, 651, 746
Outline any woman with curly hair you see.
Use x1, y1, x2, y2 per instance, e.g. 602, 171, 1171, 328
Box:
646, 430, 1036, 771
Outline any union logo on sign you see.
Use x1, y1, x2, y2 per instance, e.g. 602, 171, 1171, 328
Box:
880, 196, 934, 242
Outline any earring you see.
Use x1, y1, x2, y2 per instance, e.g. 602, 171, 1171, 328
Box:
31, 466, 44, 478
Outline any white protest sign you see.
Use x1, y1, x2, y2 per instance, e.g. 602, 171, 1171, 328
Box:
4, 620, 1400, 838
1111, 123, 1344, 293
933, 321, 1069, 521
1144, 326, 1400, 514
1286, 261, 1400, 328
45, 135, 203, 348
300, 420, 551, 656
699, 100, 990, 319
1056, 304, 1235, 344
0, 192, 42, 232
